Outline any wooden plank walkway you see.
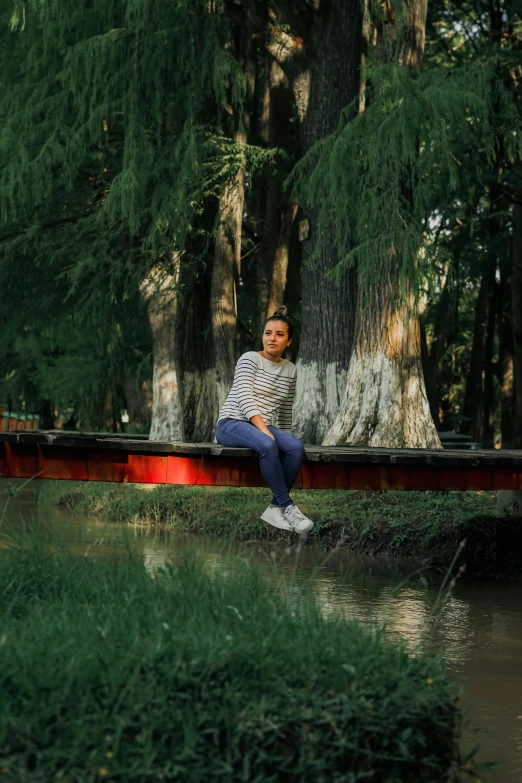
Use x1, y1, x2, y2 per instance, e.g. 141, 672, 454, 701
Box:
1, 431, 521, 491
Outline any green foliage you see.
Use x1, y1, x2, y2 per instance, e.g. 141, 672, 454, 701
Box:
0, 0, 252, 427
1, 0, 246, 270
0, 0, 520, 442
0, 268, 148, 433
292, 61, 520, 297
0, 543, 464, 781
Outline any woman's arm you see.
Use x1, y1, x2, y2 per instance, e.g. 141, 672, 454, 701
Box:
250, 414, 275, 440
234, 355, 262, 420
275, 374, 296, 432
233, 355, 275, 439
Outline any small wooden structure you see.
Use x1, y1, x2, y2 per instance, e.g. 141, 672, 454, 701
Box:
1, 431, 521, 491
0, 406, 40, 433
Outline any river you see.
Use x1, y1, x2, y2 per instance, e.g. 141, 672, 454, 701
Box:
2, 481, 522, 781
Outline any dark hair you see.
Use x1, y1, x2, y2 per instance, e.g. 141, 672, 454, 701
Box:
264, 306, 294, 339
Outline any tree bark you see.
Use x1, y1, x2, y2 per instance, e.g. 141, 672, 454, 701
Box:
513, 203, 522, 448
140, 257, 183, 441
462, 262, 493, 442
499, 254, 514, 447
324, 0, 440, 448
253, 54, 273, 340
291, 0, 363, 442
124, 377, 152, 430
266, 201, 298, 318
423, 275, 455, 425
181, 260, 217, 442
482, 272, 497, 448
483, 181, 504, 448
254, 58, 297, 338
211, 127, 247, 411
323, 280, 440, 447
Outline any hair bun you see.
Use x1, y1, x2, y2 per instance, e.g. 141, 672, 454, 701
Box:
272, 305, 289, 319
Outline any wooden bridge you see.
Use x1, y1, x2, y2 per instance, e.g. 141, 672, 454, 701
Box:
1, 431, 521, 491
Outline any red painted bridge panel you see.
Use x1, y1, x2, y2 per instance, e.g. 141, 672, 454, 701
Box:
0, 443, 8, 478
87, 450, 126, 483
5, 443, 39, 479
39, 447, 89, 481
0, 433, 522, 492
124, 454, 168, 484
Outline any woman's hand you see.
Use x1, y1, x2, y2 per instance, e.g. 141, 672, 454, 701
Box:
250, 414, 275, 440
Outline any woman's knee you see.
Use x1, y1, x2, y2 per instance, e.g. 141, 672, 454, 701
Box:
285, 437, 304, 459
258, 436, 279, 458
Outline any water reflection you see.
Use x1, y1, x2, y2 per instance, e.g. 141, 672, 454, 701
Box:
2, 482, 522, 781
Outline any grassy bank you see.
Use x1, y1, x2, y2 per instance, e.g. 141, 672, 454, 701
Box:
0, 541, 469, 781
41, 481, 522, 576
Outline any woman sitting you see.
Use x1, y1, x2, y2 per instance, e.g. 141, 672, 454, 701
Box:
215, 306, 313, 535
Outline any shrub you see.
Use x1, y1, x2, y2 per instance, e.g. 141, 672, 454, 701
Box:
0, 545, 464, 781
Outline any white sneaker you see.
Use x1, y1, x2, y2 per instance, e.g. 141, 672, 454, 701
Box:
260, 505, 293, 531
282, 504, 314, 534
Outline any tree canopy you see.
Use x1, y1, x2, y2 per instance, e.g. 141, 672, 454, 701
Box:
1, 0, 521, 446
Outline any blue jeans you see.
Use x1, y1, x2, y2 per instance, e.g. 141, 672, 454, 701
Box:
215, 419, 305, 508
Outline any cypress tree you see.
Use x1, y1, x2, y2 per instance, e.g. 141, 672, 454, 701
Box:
0, 0, 248, 439
293, 0, 520, 447
424, 0, 522, 447
267, 0, 363, 443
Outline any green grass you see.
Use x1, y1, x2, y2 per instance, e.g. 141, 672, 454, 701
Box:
40, 481, 514, 575
0, 538, 470, 782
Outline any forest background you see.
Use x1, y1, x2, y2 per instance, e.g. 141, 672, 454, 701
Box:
0, 0, 521, 449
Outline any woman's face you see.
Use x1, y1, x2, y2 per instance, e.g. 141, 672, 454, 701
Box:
262, 320, 292, 359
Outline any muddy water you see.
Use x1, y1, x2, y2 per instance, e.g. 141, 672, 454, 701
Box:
2, 483, 522, 781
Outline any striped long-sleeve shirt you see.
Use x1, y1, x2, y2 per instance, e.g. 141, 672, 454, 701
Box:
217, 352, 297, 432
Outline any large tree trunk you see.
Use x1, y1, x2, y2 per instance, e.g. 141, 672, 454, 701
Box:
482, 272, 497, 448
324, 0, 439, 448
266, 201, 298, 318
292, 0, 362, 442
124, 377, 152, 430
180, 260, 217, 442
254, 58, 297, 339
513, 202, 522, 448
500, 257, 515, 447
483, 183, 504, 448
253, 54, 273, 341
462, 264, 492, 442
140, 258, 183, 441
423, 271, 455, 425
463, 184, 500, 444
211, 127, 246, 411
323, 281, 440, 447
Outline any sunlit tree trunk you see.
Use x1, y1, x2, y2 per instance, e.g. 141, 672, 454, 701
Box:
253, 58, 297, 339
181, 261, 217, 441
253, 53, 273, 340
211, 127, 246, 411
324, 0, 440, 449
140, 257, 183, 441
266, 201, 298, 318
324, 280, 440, 447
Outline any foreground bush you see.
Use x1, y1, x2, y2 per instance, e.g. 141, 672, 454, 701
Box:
0, 546, 465, 781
